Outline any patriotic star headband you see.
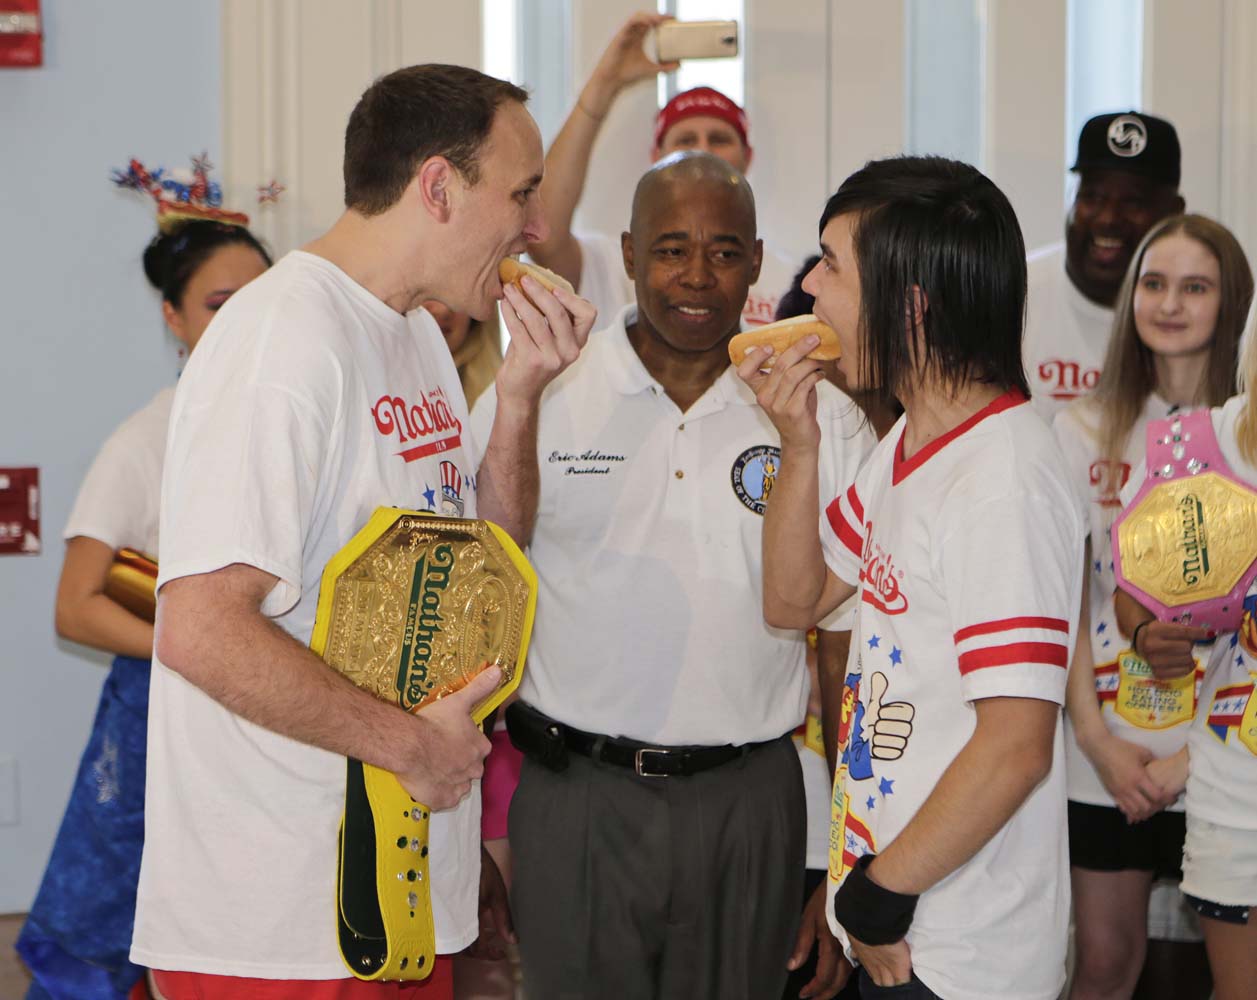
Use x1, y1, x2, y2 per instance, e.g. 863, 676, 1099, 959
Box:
112, 152, 285, 232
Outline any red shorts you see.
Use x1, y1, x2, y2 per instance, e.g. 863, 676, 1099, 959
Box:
150, 958, 452, 1000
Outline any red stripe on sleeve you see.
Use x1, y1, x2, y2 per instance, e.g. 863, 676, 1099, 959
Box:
957, 641, 1069, 675
846, 484, 864, 524
825, 496, 863, 558
953, 616, 1070, 643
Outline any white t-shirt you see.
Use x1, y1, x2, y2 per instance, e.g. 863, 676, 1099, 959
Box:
1137, 396, 1257, 832
470, 303, 874, 746
131, 252, 482, 978
572, 232, 799, 332
64, 386, 174, 558
1024, 244, 1114, 422
820, 392, 1081, 1000
1054, 395, 1202, 810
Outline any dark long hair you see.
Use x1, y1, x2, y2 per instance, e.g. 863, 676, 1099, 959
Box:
142, 221, 272, 307
819, 156, 1028, 401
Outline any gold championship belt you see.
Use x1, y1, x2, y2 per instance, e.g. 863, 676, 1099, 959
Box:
104, 548, 158, 622
1113, 411, 1257, 632
309, 509, 536, 981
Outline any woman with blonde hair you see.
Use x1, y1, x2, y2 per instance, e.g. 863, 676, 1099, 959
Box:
424, 300, 503, 408
1056, 213, 1252, 1000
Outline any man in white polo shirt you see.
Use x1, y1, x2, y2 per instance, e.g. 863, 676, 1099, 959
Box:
471, 152, 872, 999
1025, 111, 1183, 420
525, 11, 799, 328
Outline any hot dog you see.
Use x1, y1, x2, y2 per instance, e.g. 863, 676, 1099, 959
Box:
499, 257, 575, 307
727, 314, 841, 368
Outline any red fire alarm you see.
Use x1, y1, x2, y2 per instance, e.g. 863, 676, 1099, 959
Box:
0, 2, 42, 68
0, 467, 40, 554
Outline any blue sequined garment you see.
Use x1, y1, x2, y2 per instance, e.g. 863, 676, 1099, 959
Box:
17, 656, 150, 1000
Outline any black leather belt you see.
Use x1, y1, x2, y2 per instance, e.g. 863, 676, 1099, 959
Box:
563, 724, 775, 778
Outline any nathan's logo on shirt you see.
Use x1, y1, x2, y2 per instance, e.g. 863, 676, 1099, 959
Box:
742, 294, 779, 327
1037, 359, 1100, 401
371, 388, 463, 463
1178, 493, 1211, 586
396, 543, 454, 709
1089, 459, 1132, 508
859, 527, 908, 615
439, 460, 465, 516
731, 445, 780, 515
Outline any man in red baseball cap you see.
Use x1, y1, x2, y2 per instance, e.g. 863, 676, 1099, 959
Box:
527, 11, 795, 329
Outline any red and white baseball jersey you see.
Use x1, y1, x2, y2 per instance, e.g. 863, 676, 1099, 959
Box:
820, 390, 1083, 1000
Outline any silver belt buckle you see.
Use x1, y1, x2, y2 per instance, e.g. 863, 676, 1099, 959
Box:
634, 747, 678, 777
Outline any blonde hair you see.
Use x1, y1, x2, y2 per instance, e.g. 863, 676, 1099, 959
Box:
1236, 298, 1257, 465
1091, 214, 1253, 464
453, 310, 503, 407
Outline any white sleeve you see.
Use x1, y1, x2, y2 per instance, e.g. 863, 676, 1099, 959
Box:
1051, 408, 1094, 525
816, 394, 877, 599
570, 233, 633, 328
941, 494, 1079, 705
64, 418, 160, 552
158, 383, 333, 618
468, 384, 499, 474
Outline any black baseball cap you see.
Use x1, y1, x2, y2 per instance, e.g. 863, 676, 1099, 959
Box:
1071, 111, 1181, 188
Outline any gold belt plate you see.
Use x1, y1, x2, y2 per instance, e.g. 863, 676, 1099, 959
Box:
310, 509, 536, 724
1116, 472, 1257, 608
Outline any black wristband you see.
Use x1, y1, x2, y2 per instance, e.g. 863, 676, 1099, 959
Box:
1132, 620, 1151, 657
833, 853, 919, 945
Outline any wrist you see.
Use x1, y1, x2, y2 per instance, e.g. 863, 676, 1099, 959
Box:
833, 853, 918, 945
580, 73, 617, 119
1131, 619, 1152, 658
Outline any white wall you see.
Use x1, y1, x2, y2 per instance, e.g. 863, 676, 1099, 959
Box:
0, 1, 222, 911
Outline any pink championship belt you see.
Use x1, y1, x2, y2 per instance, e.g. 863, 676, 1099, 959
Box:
1112, 410, 1257, 632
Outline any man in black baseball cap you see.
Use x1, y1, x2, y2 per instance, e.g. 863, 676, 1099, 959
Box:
1024, 111, 1185, 418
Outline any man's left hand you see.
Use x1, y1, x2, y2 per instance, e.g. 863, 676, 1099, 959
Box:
497, 278, 597, 405
463, 846, 516, 961
848, 934, 912, 988
787, 881, 853, 998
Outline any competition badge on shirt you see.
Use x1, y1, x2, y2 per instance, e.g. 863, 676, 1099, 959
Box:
309, 509, 537, 981
1098, 649, 1200, 729
1113, 411, 1257, 632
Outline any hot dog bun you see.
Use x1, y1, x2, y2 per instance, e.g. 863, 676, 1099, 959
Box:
499, 257, 575, 306
727, 315, 841, 368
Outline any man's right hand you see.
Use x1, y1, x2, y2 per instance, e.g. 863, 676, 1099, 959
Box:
1135, 619, 1211, 680
397, 667, 500, 810
585, 12, 680, 115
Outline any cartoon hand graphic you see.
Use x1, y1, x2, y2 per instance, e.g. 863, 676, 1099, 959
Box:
860, 671, 915, 761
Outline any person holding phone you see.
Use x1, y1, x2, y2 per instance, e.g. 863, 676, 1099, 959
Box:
527, 11, 798, 331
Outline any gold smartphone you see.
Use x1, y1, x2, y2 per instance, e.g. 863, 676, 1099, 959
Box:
655, 20, 739, 62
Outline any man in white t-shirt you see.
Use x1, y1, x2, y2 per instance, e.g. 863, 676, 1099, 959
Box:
473, 152, 873, 1000
129, 65, 595, 1000
1026, 111, 1183, 420
526, 11, 798, 329
743, 156, 1084, 999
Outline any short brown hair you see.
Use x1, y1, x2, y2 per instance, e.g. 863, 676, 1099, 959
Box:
343, 64, 528, 216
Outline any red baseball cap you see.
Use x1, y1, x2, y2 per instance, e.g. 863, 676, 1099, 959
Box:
653, 86, 750, 152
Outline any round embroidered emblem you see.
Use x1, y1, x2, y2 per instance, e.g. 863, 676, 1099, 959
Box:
1106, 115, 1148, 158
731, 445, 781, 515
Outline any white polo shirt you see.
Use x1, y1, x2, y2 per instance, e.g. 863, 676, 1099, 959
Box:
572, 233, 800, 333
470, 303, 874, 746
1024, 244, 1114, 422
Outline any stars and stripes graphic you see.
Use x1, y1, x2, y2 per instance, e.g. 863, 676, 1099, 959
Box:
841, 810, 876, 871
952, 616, 1070, 676
1095, 660, 1120, 703
1207, 682, 1254, 742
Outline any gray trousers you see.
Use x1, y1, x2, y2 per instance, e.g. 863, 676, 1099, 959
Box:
508, 733, 806, 1000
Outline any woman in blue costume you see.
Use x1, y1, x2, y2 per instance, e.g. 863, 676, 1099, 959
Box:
17, 219, 270, 1000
